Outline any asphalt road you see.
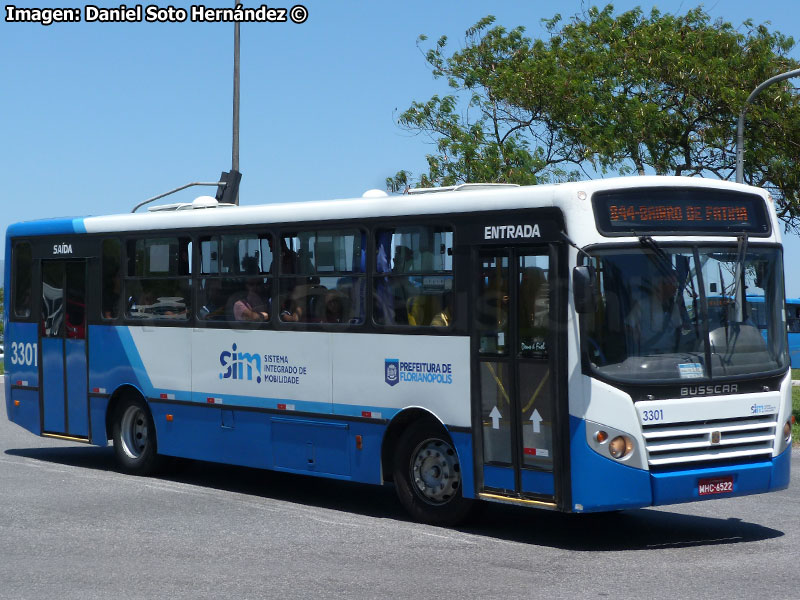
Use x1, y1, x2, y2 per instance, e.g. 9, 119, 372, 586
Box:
1, 382, 798, 600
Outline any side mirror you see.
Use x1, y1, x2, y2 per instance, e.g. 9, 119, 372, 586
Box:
573, 266, 597, 314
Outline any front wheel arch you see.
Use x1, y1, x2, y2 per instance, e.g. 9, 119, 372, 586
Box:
381, 408, 443, 483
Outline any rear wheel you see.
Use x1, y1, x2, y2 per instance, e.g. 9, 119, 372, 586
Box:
112, 395, 161, 475
393, 423, 474, 525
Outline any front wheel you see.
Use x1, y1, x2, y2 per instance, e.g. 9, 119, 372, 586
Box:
393, 423, 474, 525
112, 396, 161, 475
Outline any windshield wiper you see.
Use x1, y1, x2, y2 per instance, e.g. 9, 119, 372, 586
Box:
637, 235, 696, 301
730, 233, 749, 321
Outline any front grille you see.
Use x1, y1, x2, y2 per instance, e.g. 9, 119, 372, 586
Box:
642, 414, 777, 469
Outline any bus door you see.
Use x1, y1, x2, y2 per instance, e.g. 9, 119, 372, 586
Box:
39, 259, 89, 438
473, 247, 563, 504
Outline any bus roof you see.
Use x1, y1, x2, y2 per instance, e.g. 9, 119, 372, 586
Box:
6, 176, 778, 247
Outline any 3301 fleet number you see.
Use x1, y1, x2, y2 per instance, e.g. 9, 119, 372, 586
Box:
9, 342, 38, 367
641, 409, 664, 422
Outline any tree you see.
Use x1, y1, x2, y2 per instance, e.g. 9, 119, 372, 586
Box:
390, 5, 800, 227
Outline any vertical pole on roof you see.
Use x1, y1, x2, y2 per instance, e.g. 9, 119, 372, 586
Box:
232, 8, 241, 204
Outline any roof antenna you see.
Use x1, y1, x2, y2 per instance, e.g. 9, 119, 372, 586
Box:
132, 6, 242, 213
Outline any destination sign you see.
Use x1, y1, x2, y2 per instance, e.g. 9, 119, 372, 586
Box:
593, 188, 770, 236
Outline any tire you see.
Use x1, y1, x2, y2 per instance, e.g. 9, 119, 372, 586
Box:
393, 423, 474, 526
112, 395, 161, 475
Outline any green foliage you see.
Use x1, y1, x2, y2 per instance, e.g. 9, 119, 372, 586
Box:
393, 4, 800, 226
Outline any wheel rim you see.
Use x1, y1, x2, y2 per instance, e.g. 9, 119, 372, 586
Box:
409, 437, 461, 505
120, 405, 149, 460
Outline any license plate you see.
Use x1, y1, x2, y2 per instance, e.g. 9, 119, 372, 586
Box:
698, 476, 734, 496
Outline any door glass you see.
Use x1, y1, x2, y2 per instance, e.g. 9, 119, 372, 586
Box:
480, 361, 512, 464
518, 254, 549, 358
517, 253, 553, 470
42, 262, 65, 338
477, 254, 509, 354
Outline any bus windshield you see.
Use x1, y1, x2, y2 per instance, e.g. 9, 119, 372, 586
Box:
584, 244, 788, 382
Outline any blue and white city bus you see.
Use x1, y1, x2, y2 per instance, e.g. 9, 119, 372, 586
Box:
4, 176, 792, 524
742, 296, 800, 368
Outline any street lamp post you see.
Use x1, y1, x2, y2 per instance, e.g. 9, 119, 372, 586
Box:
735, 68, 800, 184
232, 14, 240, 204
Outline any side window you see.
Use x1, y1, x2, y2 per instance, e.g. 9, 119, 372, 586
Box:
279, 229, 365, 325
197, 233, 272, 324
125, 237, 192, 321
373, 226, 454, 327
102, 238, 121, 319
12, 242, 33, 319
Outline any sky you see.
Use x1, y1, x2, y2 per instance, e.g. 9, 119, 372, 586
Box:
1, 0, 799, 289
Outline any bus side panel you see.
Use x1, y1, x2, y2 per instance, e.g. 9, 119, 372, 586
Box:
150, 401, 274, 469
569, 416, 652, 512
147, 401, 385, 484
8, 389, 40, 435
331, 333, 472, 426
5, 322, 41, 436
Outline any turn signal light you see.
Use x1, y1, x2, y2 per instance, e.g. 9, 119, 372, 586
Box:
14, 400, 20, 407
355, 435, 363, 450
784, 420, 792, 443
595, 431, 608, 443
166, 414, 174, 422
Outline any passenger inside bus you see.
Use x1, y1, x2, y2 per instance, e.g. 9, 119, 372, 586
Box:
232, 278, 270, 322
430, 292, 452, 327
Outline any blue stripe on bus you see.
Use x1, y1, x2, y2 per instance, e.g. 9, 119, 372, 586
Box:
115, 326, 155, 395
6, 217, 86, 237
88, 326, 151, 399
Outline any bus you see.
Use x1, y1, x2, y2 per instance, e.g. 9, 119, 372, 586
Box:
4, 176, 792, 524
742, 296, 800, 368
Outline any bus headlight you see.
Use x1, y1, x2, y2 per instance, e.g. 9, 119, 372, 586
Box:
608, 435, 634, 459
784, 419, 792, 443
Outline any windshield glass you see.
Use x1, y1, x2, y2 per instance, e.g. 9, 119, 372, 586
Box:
584, 244, 787, 382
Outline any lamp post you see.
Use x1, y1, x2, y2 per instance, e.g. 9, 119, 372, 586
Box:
232, 12, 240, 204
735, 68, 800, 184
